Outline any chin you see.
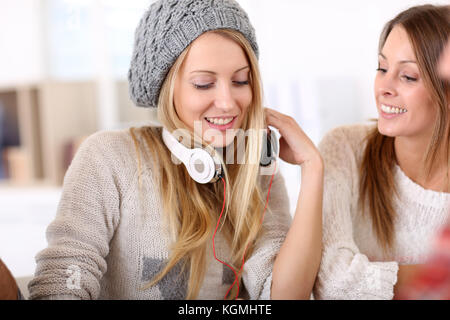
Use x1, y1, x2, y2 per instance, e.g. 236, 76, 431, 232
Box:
208, 139, 228, 148
377, 120, 400, 137
203, 131, 236, 148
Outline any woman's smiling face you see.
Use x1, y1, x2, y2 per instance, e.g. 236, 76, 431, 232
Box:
375, 25, 436, 140
173, 32, 252, 148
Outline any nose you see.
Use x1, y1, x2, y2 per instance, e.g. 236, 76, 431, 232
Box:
214, 83, 236, 112
376, 72, 397, 98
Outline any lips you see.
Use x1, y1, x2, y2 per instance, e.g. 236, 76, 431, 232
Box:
205, 116, 235, 125
378, 103, 408, 120
204, 116, 237, 130
380, 104, 407, 114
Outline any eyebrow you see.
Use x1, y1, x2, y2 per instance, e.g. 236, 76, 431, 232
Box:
378, 53, 416, 64
189, 66, 250, 75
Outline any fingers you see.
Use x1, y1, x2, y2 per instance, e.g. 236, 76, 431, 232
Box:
265, 107, 288, 122
264, 107, 295, 131
263, 107, 322, 166
264, 107, 281, 127
264, 107, 304, 140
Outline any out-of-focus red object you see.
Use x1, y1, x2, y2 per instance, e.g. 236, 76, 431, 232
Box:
397, 218, 450, 300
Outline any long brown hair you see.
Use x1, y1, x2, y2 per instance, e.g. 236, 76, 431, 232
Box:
359, 5, 450, 253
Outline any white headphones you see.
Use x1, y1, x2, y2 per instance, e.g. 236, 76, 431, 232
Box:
162, 128, 279, 184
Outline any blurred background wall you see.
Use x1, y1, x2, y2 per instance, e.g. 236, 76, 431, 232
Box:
0, 0, 448, 282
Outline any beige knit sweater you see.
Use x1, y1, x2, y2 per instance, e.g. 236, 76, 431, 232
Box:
313, 123, 450, 300
28, 128, 291, 300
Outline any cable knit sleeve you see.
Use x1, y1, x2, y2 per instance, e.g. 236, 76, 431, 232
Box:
28, 131, 122, 300
313, 126, 399, 300
242, 170, 292, 300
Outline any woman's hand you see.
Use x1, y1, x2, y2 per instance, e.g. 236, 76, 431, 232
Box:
264, 107, 323, 169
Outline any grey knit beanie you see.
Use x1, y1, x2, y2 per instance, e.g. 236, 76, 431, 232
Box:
128, 0, 259, 108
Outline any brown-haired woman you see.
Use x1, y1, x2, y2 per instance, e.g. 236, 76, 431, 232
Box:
313, 4, 450, 299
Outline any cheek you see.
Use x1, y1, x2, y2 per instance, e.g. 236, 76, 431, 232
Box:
237, 88, 252, 113
405, 84, 429, 102
405, 88, 438, 131
175, 88, 210, 126
406, 87, 434, 117
414, 102, 438, 126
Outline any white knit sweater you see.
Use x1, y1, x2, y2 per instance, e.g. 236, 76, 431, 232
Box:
28, 128, 291, 300
313, 123, 450, 300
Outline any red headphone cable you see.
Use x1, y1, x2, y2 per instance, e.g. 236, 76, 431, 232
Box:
212, 161, 277, 300
212, 176, 240, 299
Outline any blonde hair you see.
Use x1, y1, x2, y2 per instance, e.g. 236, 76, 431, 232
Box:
129, 29, 266, 299
359, 5, 450, 253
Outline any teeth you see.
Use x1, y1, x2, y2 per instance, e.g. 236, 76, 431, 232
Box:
381, 104, 407, 114
205, 117, 234, 125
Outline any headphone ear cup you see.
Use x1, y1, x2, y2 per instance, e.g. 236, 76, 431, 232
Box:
188, 149, 219, 184
270, 129, 279, 159
260, 129, 279, 167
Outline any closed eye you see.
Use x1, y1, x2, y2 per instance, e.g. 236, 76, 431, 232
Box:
193, 80, 249, 90
402, 75, 417, 82
233, 80, 249, 86
194, 83, 213, 90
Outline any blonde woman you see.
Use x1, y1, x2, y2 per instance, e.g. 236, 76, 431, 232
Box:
28, 0, 323, 300
314, 4, 450, 300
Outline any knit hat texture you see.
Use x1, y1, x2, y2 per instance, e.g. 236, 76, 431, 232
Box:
128, 0, 259, 108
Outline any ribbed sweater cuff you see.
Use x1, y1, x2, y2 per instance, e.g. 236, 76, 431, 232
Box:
377, 262, 399, 299
355, 260, 399, 300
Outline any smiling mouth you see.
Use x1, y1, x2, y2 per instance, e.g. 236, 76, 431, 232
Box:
204, 116, 236, 125
380, 104, 408, 114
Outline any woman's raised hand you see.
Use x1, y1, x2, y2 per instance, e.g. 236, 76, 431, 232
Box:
264, 107, 323, 169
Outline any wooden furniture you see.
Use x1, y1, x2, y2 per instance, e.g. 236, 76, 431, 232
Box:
0, 80, 156, 185
0, 81, 97, 185
0, 80, 157, 186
